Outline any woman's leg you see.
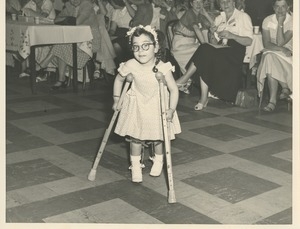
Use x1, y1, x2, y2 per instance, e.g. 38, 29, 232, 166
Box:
264, 74, 278, 111
52, 58, 68, 88
176, 62, 197, 85
278, 81, 291, 99
37, 49, 54, 70
130, 142, 143, 182
194, 76, 209, 110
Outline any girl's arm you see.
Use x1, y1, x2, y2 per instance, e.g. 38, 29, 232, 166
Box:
164, 71, 179, 121
112, 74, 126, 111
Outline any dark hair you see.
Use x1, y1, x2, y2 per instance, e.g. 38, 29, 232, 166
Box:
110, 0, 125, 7
272, 0, 292, 7
129, 27, 157, 44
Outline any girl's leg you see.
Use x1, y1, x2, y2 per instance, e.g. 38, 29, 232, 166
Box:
263, 74, 278, 111
150, 142, 164, 177
176, 62, 197, 85
194, 76, 209, 110
130, 142, 143, 182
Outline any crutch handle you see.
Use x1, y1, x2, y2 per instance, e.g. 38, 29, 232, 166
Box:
126, 73, 134, 83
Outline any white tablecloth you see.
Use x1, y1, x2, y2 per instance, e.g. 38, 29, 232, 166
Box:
243, 33, 264, 69
6, 20, 93, 59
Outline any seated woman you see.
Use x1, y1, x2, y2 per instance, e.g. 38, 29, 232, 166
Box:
6, 0, 21, 15
257, 0, 293, 112
38, 0, 101, 89
109, 0, 133, 64
12, 0, 56, 79
22, 0, 56, 20
171, 0, 214, 81
176, 0, 253, 110
91, 0, 116, 78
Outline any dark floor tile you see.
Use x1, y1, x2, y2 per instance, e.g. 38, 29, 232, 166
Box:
45, 116, 106, 134
191, 123, 258, 141
6, 180, 220, 224
231, 138, 292, 174
6, 96, 89, 121
182, 167, 281, 204
172, 138, 224, 166
6, 158, 74, 191
226, 108, 292, 133
255, 207, 292, 224
6, 123, 53, 154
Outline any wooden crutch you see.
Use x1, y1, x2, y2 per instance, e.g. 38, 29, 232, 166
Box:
88, 74, 133, 181
157, 72, 176, 203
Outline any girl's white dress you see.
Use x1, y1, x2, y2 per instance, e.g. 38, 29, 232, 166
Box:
114, 59, 181, 141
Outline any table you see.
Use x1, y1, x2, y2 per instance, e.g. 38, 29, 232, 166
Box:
6, 20, 93, 93
244, 33, 264, 69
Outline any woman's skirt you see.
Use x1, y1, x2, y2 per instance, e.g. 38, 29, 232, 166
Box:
257, 51, 292, 97
171, 34, 199, 74
51, 44, 90, 69
187, 40, 246, 102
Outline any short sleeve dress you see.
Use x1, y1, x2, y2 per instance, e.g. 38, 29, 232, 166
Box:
114, 59, 181, 141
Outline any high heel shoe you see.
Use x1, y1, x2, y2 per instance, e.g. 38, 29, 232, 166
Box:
51, 80, 68, 90
194, 99, 208, 111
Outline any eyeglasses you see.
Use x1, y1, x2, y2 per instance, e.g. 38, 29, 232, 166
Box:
132, 43, 154, 52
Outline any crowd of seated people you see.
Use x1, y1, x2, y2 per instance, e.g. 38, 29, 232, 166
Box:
6, 0, 293, 111
170, 0, 293, 112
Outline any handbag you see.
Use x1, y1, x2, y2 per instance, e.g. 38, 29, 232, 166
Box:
235, 89, 258, 108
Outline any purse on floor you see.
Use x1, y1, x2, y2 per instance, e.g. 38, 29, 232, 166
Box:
235, 89, 258, 108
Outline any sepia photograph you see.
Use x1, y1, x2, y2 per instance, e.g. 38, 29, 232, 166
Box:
2, 0, 299, 228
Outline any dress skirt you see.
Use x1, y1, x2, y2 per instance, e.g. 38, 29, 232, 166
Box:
257, 51, 292, 97
171, 34, 200, 74
114, 60, 181, 141
187, 40, 246, 102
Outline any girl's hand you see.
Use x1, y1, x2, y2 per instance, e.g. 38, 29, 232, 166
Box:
166, 108, 175, 121
112, 100, 120, 111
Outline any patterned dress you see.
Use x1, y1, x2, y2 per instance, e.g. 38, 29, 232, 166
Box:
114, 59, 181, 141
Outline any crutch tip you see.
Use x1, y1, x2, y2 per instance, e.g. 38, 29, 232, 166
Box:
88, 169, 97, 181
168, 190, 176, 203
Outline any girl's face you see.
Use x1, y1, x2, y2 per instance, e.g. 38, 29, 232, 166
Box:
191, 0, 204, 12
70, 0, 82, 7
219, 0, 235, 14
273, 0, 289, 17
131, 34, 158, 65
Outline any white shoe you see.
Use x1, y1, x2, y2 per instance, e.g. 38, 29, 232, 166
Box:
149, 154, 163, 177
130, 155, 143, 183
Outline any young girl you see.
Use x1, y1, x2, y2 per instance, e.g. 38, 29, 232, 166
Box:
113, 25, 181, 183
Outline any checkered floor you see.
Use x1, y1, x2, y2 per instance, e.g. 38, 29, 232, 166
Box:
6, 67, 293, 225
